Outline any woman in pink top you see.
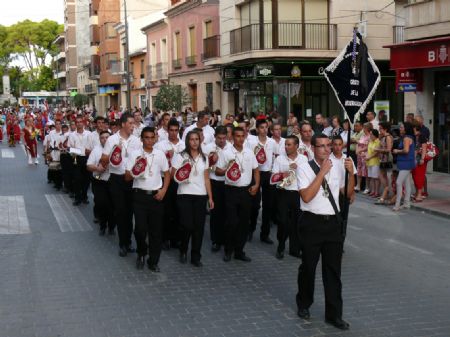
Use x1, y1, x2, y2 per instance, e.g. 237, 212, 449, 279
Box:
356, 122, 373, 193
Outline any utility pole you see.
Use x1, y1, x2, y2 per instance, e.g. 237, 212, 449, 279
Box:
124, 0, 132, 111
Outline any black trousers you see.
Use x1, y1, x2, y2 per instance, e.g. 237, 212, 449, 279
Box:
133, 190, 164, 265
251, 170, 275, 239
48, 169, 63, 188
276, 189, 301, 254
109, 174, 134, 248
177, 194, 207, 262
296, 212, 344, 320
210, 179, 226, 245
60, 153, 74, 193
163, 180, 181, 246
91, 178, 114, 230
224, 185, 252, 256
73, 156, 90, 202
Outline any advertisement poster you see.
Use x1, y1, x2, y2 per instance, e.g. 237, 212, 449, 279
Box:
374, 100, 390, 121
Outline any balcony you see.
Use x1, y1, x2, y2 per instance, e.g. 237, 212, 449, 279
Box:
202, 35, 220, 60
55, 51, 66, 61
230, 22, 337, 54
393, 26, 405, 44
185, 55, 196, 66
85, 83, 97, 94
89, 0, 100, 16
90, 55, 100, 79
54, 71, 66, 79
147, 62, 168, 81
90, 25, 100, 45
172, 59, 182, 69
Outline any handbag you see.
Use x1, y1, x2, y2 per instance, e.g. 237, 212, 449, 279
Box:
424, 142, 439, 162
308, 160, 347, 238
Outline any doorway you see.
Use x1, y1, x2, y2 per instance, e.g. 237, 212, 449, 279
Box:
189, 84, 198, 112
434, 71, 450, 173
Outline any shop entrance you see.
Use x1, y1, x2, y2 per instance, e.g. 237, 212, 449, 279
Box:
434, 71, 450, 173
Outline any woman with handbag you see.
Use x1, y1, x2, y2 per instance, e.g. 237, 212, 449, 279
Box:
375, 122, 393, 205
411, 124, 428, 202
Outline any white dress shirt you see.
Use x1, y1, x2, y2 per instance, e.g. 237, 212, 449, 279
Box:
272, 137, 286, 157
330, 153, 356, 179
157, 127, 169, 142
87, 145, 110, 181
216, 145, 258, 187
171, 152, 208, 195
246, 136, 276, 172
202, 142, 231, 182
133, 122, 145, 138
272, 153, 308, 191
102, 133, 142, 175
68, 129, 91, 157
87, 130, 101, 151
298, 139, 314, 161
182, 123, 215, 145
126, 147, 169, 191
48, 130, 64, 161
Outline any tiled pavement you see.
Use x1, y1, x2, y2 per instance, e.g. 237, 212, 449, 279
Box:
1, 143, 450, 337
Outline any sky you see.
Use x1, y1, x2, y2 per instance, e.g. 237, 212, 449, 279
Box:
1, 0, 64, 26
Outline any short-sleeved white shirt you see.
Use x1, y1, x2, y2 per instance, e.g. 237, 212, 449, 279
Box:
298, 139, 314, 160
273, 137, 286, 157
297, 159, 345, 215
272, 153, 308, 191
157, 127, 169, 142
246, 136, 276, 172
86, 130, 101, 151
126, 147, 169, 191
48, 130, 64, 161
102, 132, 142, 175
182, 123, 215, 145
216, 145, 258, 187
68, 129, 91, 157
330, 153, 356, 179
202, 142, 231, 182
171, 152, 208, 195
87, 145, 110, 181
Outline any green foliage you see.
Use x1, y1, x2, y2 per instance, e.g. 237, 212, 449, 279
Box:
72, 94, 89, 109
154, 84, 191, 112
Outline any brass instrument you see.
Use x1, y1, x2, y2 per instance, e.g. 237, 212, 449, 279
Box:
279, 169, 296, 189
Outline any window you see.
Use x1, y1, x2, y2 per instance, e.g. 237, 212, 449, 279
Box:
140, 59, 144, 79
105, 53, 119, 72
151, 42, 157, 65
161, 38, 167, 62
130, 61, 134, 78
204, 21, 213, 38
239, 0, 260, 26
188, 26, 196, 57
174, 32, 181, 60
105, 23, 117, 39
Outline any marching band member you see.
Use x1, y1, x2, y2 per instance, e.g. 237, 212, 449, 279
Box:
87, 116, 107, 151
155, 118, 185, 250
23, 118, 39, 165
157, 112, 171, 142
299, 122, 314, 160
181, 111, 215, 145
59, 124, 74, 195
215, 127, 259, 262
132, 111, 145, 138
125, 127, 170, 272
171, 130, 214, 267
47, 120, 64, 189
87, 131, 114, 236
68, 116, 92, 206
271, 136, 307, 259
271, 123, 286, 157
101, 113, 142, 257
202, 126, 230, 252
247, 119, 277, 244
296, 134, 354, 330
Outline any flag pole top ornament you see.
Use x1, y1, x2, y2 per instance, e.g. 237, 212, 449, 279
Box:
322, 27, 381, 125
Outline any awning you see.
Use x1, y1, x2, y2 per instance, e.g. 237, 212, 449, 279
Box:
384, 36, 450, 70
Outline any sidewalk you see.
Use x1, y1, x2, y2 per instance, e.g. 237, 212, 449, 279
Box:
412, 171, 450, 218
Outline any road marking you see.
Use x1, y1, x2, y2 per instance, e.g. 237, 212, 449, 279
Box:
45, 194, 92, 232
1, 149, 15, 158
385, 238, 433, 255
0, 196, 31, 234
345, 240, 362, 251
348, 225, 363, 231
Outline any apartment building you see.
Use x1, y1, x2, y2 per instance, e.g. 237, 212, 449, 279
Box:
386, 0, 450, 174
63, 0, 78, 93
165, 0, 221, 112
53, 34, 69, 102
214, 0, 401, 123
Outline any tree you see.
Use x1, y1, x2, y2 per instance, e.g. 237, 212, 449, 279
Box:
72, 94, 89, 109
0, 25, 12, 71
154, 84, 191, 112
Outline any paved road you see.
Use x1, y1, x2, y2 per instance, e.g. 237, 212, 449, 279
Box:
1, 143, 450, 337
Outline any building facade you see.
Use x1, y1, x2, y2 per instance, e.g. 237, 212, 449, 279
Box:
53, 34, 69, 103
386, 0, 450, 174
214, 0, 402, 124
64, 0, 78, 93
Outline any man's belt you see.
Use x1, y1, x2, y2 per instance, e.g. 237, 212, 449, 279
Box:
133, 188, 158, 195
303, 211, 336, 221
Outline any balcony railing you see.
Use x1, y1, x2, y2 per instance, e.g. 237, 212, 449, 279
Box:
85, 83, 97, 94
185, 55, 197, 66
203, 35, 220, 60
173, 58, 182, 69
230, 22, 337, 54
147, 62, 168, 81
393, 25, 405, 44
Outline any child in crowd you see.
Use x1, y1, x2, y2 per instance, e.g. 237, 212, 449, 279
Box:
366, 129, 381, 198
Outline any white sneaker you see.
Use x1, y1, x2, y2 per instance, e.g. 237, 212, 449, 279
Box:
363, 189, 370, 194
28, 159, 33, 165
354, 186, 360, 192
34, 158, 39, 165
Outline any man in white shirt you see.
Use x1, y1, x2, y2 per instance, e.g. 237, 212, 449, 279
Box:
157, 112, 171, 142
87, 116, 107, 152
366, 111, 379, 131
216, 127, 260, 262
59, 124, 74, 195
155, 119, 185, 250
271, 122, 286, 157
182, 111, 214, 145
272, 136, 307, 259
47, 120, 64, 190
68, 116, 92, 205
247, 119, 277, 244
299, 122, 314, 160
125, 127, 170, 273
322, 118, 333, 137
101, 113, 142, 257
202, 126, 230, 252
87, 130, 114, 236
132, 110, 145, 138
296, 134, 354, 331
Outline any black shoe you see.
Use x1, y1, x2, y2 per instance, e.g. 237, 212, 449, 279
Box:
179, 253, 187, 264
223, 253, 232, 262
108, 228, 115, 236
93, 218, 100, 224
73, 200, 81, 206
126, 246, 135, 253
69, 193, 75, 199
260, 237, 274, 244
98, 228, 106, 236
82, 199, 89, 204
136, 256, 145, 270
276, 250, 284, 260
297, 308, 310, 319
289, 251, 302, 258
325, 318, 350, 330
234, 253, 251, 262
211, 243, 221, 252
119, 246, 127, 257
191, 260, 203, 267
161, 240, 170, 251
148, 264, 161, 272
248, 232, 253, 242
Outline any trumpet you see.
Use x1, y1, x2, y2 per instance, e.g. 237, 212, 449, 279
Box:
279, 169, 296, 189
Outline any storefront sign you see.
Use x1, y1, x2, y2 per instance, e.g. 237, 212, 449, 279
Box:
374, 100, 390, 121
223, 82, 240, 91
255, 64, 274, 77
387, 37, 450, 70
291, 65, 301, 78
395, 69, 423, 92
223, 68, 237, 79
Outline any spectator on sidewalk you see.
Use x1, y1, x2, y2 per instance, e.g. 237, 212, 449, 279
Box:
356, 122, 372, 193
412, 123, 428, 202
376, 122, 394, 205
366, 129, 381, 198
